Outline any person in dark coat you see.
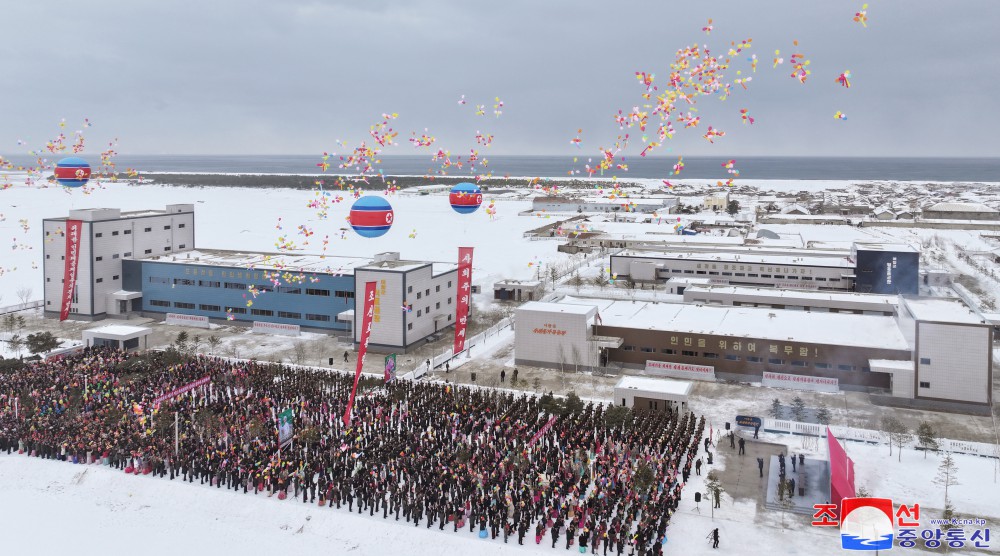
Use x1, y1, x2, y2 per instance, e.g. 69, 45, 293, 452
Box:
710, 528, 719, 548
729, 431, 735, 449
753, 424, 760, 439
738, 437, 745, 456
757, 457, 764, 478
500, 369, 506, 383
695, 457, 702, 476
791, 453, 797, 472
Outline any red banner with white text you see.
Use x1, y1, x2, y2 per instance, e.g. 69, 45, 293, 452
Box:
343, 281, 377, 426
453, 247, 474, 354
60, 219, 83, 321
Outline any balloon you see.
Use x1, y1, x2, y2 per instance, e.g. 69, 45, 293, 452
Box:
449, 182, 483, 214
54, 157, 91, 187
348, 196, 394, 238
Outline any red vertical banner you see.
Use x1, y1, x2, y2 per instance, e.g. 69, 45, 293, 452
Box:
60, 219, 83, 321
343, 281, 377, 426
453, 247, 474, 354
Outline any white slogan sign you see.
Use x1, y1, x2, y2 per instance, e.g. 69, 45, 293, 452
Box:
166, 313, 210, 329
761, 371, 839, 393
644, 360, 716, 381
253, 321, 300, 337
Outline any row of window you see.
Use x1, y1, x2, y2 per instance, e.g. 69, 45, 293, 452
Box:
407, 313, 452, 331
667, 268, 832, 281
407, 282, 452, 298
94, 223, 186, 238
147, 300, 330, 322
622, 346, 869, 371
149, 278, 348, 298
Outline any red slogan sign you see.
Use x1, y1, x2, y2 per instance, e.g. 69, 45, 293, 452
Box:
59, 219, 83, 321
153, 375, 211, 407
344, 281, 377, 426
453, 247, 474, 354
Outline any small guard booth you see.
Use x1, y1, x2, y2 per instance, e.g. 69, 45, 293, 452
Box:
82, 324, 152, 351
614, 376, 692, 413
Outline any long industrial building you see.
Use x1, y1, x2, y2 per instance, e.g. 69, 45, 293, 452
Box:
42, 205, 459, 352
515, 295, 991, 411
610, 241, 919, 294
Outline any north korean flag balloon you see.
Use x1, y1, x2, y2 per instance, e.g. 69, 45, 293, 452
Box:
54, 157, 91, 187
449, 182, 483, 214
349, 196, 394, 238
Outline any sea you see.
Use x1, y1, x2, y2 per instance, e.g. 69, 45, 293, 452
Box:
3, 154, 1000, 182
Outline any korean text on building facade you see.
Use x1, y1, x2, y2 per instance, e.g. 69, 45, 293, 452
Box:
343, 281, 377, 426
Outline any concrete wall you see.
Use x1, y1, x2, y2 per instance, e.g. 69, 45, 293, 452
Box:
916, 322, 991, 405
514, 306, 596, 368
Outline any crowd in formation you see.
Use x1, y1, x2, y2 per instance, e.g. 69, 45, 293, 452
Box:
0, 348, 707, 555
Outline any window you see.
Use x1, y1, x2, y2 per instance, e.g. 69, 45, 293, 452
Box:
112, 275, 119, 280
416, 292, 422, 299
124, 252, 132, 257
144, 227, 151, 232
801, 276, 813, 281
760, 274, 772, 278
447, 315, 452, 321
919, 357, 931, 365
144, 249, 152, 254
149, 276, 169, 284
708, 271, 719, 276
250, 308, 274, 316
173, 278, 195, 286
721, 272, 732, 276
164, 246, 171, 251
279, 286, 302, 294
661, 348, 676, 355
96, 256, 103, 261
747, 356, 762, 363
96, 233, 103, 238
622, 345, 635, 352
199, 280, 220, 288
640, 347, 655, 353
164, 225, 171, 230
407, 286, 413, 293
278, 311, 301, 319
124, 230, 131, 235
112, 231, 119, 236
46, 278, 51, 282
861, 366, 871, 372
174, 302, 195, 309
724, 354, 740, 361
96, 278, 103, 283
178, 223, 186, 228
425, 306, 429, 314
200, 304, 221, 312
703, 352, 719, 359
256, 285, 273, 293
683, 270, 694, 274
919, 381, 930, 388
791, 360, 808, 367
814, 363, 831, 369
682, 350, 696, 357
787, 276, 798, 280
178, 244, 186, 249
150, 300, 170, 307
408, 323, 413, 330
112, 254, 119, 259
448, 297, 453, 304
838, 364, 855, 371
447, 281, 452, 287
435, 285, 440, 292
305, 313, 330, 321
671, 269, 682, 274
224, 282, 243, 290
747, 273, 758, 278
435, 302, 440, 309
425, 289, 430, 296
417, 310, 422, 317
226, 306, 247, 315
768, 358, 783, 365
306, 288, 330, 296
774, 275, 785, 279
696, 271, 707, 275
815, 277, 827, 282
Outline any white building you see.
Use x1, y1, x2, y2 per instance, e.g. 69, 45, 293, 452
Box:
351, 252, 459, 352
890, 297, 993, 407
42, 205, 195, 320
681, 285, 898, 315
613, 376, 691, 412
514, 301, 621, 370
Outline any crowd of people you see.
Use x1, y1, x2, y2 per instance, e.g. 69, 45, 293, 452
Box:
0, 347, 707, 555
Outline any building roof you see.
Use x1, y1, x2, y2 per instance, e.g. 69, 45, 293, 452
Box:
518, 301, 597, 316
853, 242, 918, 253
925, 202, 998, 213
900, 297, 985, 325
868, 359, 914, 370
83, 324, 151, 338
615, 376, 692, 397
142, 249, 373, 275
560, 296, 909, 350
683, 285, 899, 307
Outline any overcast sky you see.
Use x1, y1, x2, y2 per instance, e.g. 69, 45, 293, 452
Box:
4, 0, 999, 158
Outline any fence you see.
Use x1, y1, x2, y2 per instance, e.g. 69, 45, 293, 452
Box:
401, 316, 514, 380
759, 418, 999, 459
0, 300, 43, 315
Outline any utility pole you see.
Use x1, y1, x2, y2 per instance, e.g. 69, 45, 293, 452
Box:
174, 411, 179, 456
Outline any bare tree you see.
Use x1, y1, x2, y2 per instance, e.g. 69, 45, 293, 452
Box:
16, 287, 32, 309
880, 416, 910, 461
934, 453, 960, 506
207, 336, 221, 355
292, 341, 308, 365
